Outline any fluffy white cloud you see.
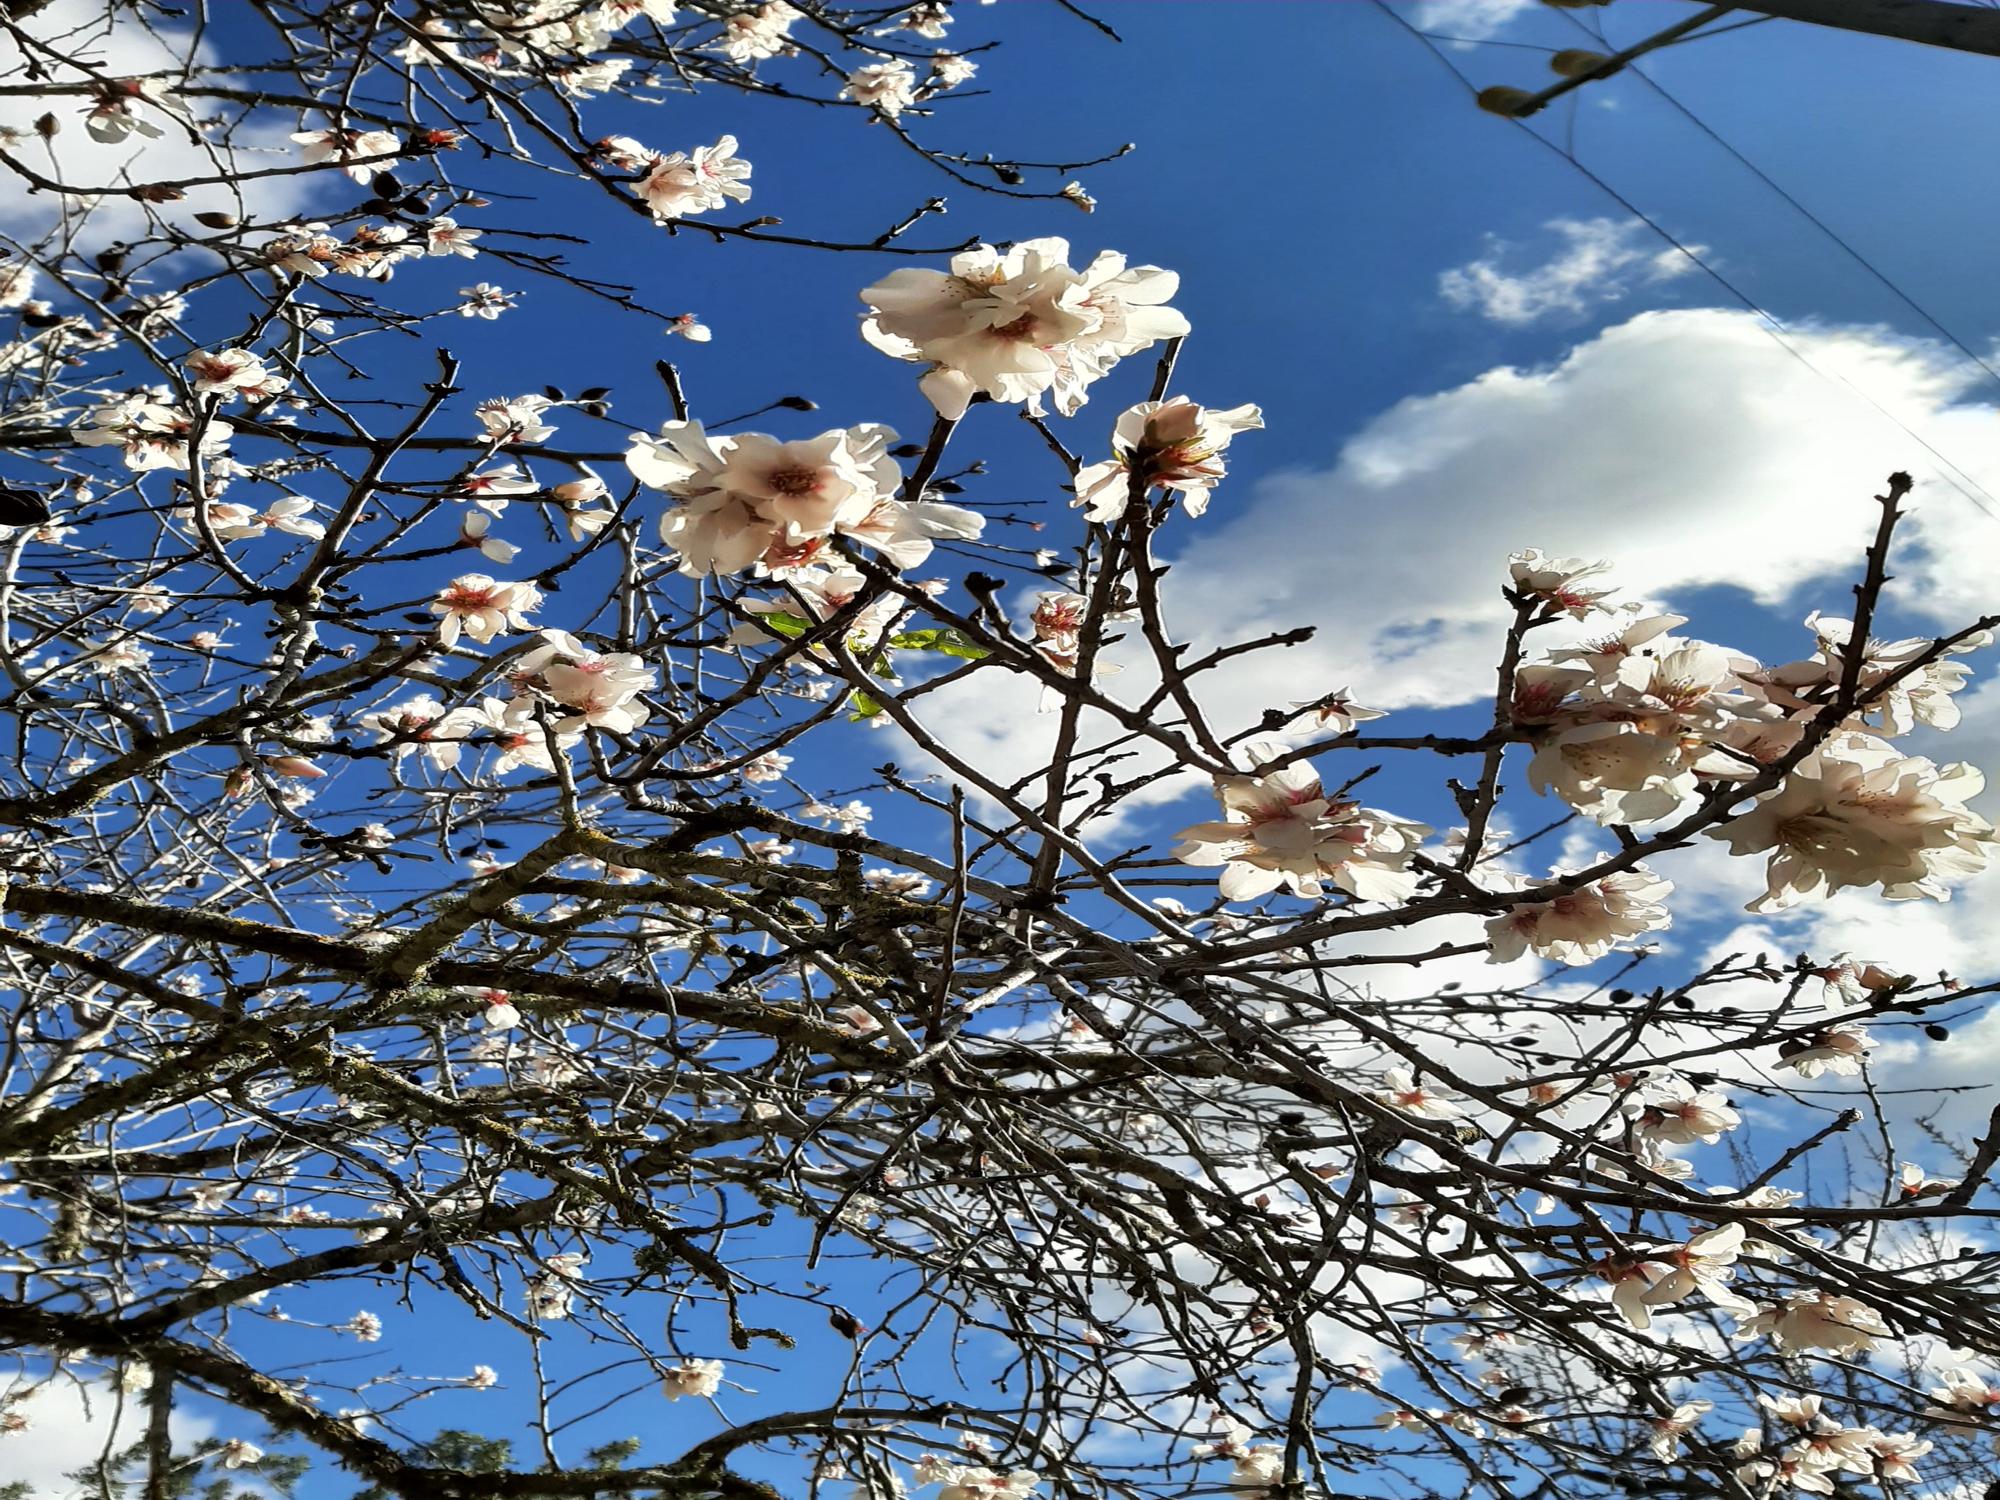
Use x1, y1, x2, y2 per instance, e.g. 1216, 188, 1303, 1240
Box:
0, 0, 311, 243
1439, 217, 1704, 325
914, 307, 2000, 825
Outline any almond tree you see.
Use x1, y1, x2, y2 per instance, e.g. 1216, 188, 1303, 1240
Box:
2, 5, 2000, 1500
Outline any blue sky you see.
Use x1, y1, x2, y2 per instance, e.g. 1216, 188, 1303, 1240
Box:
18, 0, 2000, 1492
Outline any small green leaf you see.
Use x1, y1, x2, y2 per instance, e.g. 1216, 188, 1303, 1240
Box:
888, 627, 990, 661
754, 610, 813, 639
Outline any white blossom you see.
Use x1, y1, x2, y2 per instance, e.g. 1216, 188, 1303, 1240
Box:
1174, 743, 1427, 903
661, 1357, 725, 1400
1711, 732, 1994, 911
1071, 397, 1263, 522
1484, 868, 1672, 965
862, 238, 1188, 418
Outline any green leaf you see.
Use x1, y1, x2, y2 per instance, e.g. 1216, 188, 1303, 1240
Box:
849, 689, 884, 721
887, 627, 990, 661
753, 610, 813, 639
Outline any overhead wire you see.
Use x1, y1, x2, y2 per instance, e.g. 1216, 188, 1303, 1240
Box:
1554, 5, 2000, 399
1371, 0, 2000, 526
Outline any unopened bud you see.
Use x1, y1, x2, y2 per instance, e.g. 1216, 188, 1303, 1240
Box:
1550, 49, 1613, 77
33, 112, 58, 138
1476, 86, 1537, 118
194, 211, 239, 230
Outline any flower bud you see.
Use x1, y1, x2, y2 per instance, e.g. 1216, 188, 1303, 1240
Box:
1476, 86, 1537, 118
1550, 49, 1613, 77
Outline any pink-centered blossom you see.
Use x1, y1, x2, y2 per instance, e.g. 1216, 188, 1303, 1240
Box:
862, 238, 1187, 419
1173, 743, 1428, 903
431, 574, 541, 647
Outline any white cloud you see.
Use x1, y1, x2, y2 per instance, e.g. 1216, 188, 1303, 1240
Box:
912, 307, 2000, 828
1, 1378, 216, 1499
1439, 217, 1704, 326
0, 0, 311, 245
1408, 0, 1536, 44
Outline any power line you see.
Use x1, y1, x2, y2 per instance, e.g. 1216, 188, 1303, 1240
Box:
1553, 6, 2000, 401
1371, 0, 2000, 526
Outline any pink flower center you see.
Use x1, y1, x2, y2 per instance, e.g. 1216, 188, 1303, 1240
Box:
766, 466, 823, 497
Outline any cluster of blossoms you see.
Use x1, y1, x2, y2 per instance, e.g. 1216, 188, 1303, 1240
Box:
1534, 1071, 1930, 1383
382, 0, 818, 88
175, 497, 324, 544
1188, 1422, 1287, 1489
390, 0, 679, 86
264, 219, 461, 281
291, 125, 403, 182
512, 630, 655, 736
1393, 1094, 1938, 1484
444, 459, 612, 551
1178, 545, 1993, 968
605, 134, 753, 224
1601, 1392, 1935, 1493
368, 631, 654, 776
1505, 552, 1994, 911
1599, 1222, 1754, 1330
625, 419, 982, 576
1173, 742, 1429, 903
1736, 1290, 1893, 1355
1624, 1071, 1742, 1155
525, 1252, 588, 1320
717, 1, 802, 61
75, 394, 233, 472
861, 238, 1188, 418
1732, 1403, 1932, 1496
1483, 867, 1672, 966
913, 1462, 1041, 1500
1713, 730, 1992, 910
